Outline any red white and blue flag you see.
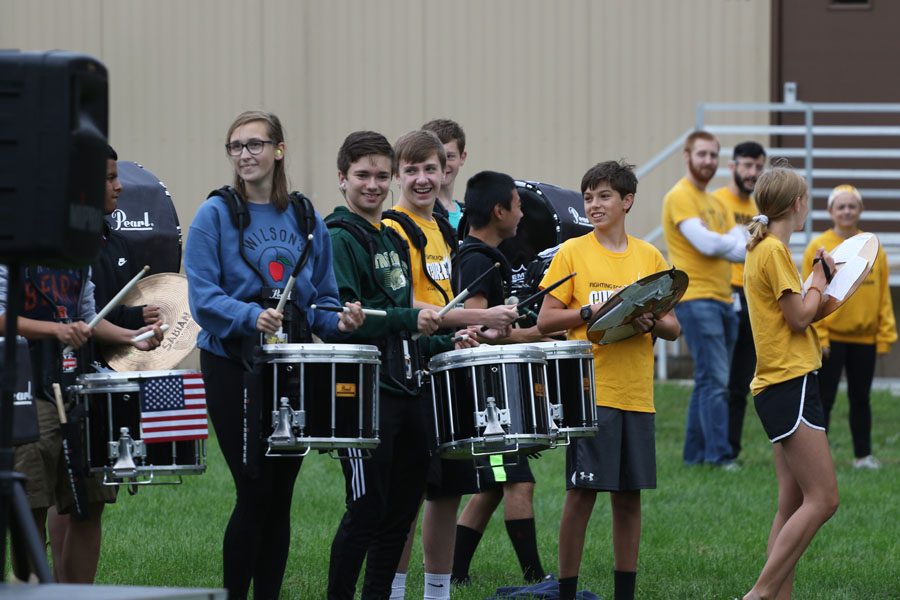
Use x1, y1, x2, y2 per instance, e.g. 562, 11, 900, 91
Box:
139, 373, 208, 443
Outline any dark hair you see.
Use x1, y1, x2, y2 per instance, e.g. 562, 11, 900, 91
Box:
337, 131, 394, 175
225, 110, 290, 211
684, 130, 719, 153
464, 171, 516, 229
732, 141, 766, 161
393, 130, 447, 172
581, 160, 638, 202
107, 144, 118, 160
421, 118, 466, 153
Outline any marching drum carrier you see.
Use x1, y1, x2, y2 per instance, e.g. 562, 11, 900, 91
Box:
72, 370, 207, 486
261, 343, 381, 457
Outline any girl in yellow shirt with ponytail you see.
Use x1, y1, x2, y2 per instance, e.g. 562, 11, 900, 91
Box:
741, 166, 839, 600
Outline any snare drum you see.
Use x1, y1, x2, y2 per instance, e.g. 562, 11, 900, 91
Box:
429, 345, 553, 459
528, 341, 596, 439
261, 344, 380, 456
74, 370, 207, 485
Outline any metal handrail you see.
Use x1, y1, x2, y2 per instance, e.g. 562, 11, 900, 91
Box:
645, 101, 900, 378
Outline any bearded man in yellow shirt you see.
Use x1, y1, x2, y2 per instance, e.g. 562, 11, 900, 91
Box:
711, 141, 767, 460
661, 131, 748, 468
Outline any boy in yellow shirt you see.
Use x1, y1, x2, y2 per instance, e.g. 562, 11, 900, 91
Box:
537, 160, 680, 600
384, 130, 520, 599
801, 185, 896, 469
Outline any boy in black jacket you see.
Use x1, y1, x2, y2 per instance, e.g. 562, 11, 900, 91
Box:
325, 131, 476, 600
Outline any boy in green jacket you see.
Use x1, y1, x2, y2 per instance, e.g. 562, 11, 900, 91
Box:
325, 130, 475, 600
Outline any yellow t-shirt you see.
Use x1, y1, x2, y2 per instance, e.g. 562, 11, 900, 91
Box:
801, 229, 897, 352
744, 236, 821, 395
712, 186, 757, 288
662, 177, 735, 303
540, 232, 669, 413
383, 205, 453, 306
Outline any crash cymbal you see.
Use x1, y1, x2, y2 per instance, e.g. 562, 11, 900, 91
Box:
103, 273, 201, 371
587, 268, 688, 345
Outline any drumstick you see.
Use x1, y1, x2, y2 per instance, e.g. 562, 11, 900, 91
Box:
311, 304, 387, 317
132, 323, 169, 343
275, 234, 316, 313
440, 262, 501, 318
451, 333, 470, 343
479, 272, 576, 332
410, 262, 501, 341
62, 265, 149, 354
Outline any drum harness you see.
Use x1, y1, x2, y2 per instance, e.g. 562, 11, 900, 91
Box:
326, 217, 428, 395
212, 186, 317, 475
382, 208, 456, 306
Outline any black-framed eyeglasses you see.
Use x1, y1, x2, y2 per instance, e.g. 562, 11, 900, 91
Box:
225, 139, 275, 156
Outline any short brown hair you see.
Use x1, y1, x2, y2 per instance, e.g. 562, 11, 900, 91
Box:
684, 130, 719, 153
337, 131, 394, 175
422, 118, 466, 153
393, 130, 447, 171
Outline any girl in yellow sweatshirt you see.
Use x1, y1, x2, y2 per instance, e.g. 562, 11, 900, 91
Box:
802, 185, 896, 469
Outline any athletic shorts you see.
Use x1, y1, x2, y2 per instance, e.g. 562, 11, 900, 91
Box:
14, 398, 117, 512
753, 372, 826, 443
425, 456, 478, 499
566, 406, 656, 492
473, 452, 536, 491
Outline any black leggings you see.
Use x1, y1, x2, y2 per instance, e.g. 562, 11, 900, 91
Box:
328, 391, 430, 599
817, 342, 877, 458
201, 350, 302, 600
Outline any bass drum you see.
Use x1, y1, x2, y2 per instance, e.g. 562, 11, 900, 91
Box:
459, 180, 591, 297
107, 161, 182, 275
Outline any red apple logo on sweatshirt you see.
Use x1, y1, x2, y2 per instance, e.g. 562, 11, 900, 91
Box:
268, 257, 291, 282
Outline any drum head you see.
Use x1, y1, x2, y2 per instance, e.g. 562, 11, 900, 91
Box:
587, 268, 688, 344
429, 343, 546, 372
802, 232, 879, 318
109, 161, 182, 275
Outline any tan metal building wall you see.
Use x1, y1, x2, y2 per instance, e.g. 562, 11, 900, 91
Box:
1, 0, 770, 243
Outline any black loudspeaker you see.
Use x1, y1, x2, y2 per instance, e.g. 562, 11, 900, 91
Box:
0, 50, 109, 266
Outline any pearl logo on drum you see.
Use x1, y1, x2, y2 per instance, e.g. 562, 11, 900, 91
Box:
110, 208, 154, 231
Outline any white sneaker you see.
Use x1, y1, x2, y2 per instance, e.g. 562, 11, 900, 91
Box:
853, 455, 881, 470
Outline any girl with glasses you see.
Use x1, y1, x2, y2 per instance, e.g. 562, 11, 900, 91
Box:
184, 110, 364, 599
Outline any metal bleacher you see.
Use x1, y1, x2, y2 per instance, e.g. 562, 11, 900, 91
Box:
640, 100, 900, 379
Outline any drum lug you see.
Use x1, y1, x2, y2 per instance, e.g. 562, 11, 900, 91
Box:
476, 397, 509, 437
549, 402, 564, 424
108, 427, 145, 477
269, 397, 300, 448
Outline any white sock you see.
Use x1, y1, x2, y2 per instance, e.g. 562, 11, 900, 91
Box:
423, 572, 451, 600
390, 572, 407, 600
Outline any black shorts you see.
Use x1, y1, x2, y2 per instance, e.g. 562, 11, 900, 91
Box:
566, 407, 656, 492
473, 453, 536, 491
425, 456, 478, 499
753, 372, 826, 443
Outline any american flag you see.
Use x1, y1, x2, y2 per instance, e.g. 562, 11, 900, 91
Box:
139, 373, 208, 443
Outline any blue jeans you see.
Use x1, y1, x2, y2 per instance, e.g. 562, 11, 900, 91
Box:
675, 299, 738, 465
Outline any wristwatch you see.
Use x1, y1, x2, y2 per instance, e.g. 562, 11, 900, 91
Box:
580, 304, 594, 322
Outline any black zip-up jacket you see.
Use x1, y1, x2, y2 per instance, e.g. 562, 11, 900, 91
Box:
91, 221, 145, 330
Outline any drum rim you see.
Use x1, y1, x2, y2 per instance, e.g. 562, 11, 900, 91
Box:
77, 369, 201, 384
428, 345, 546, 370
526, 340, 593, 357
261, 343, 380, 360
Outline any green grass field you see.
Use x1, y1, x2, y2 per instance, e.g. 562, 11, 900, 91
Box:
85, 384, 900, 598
